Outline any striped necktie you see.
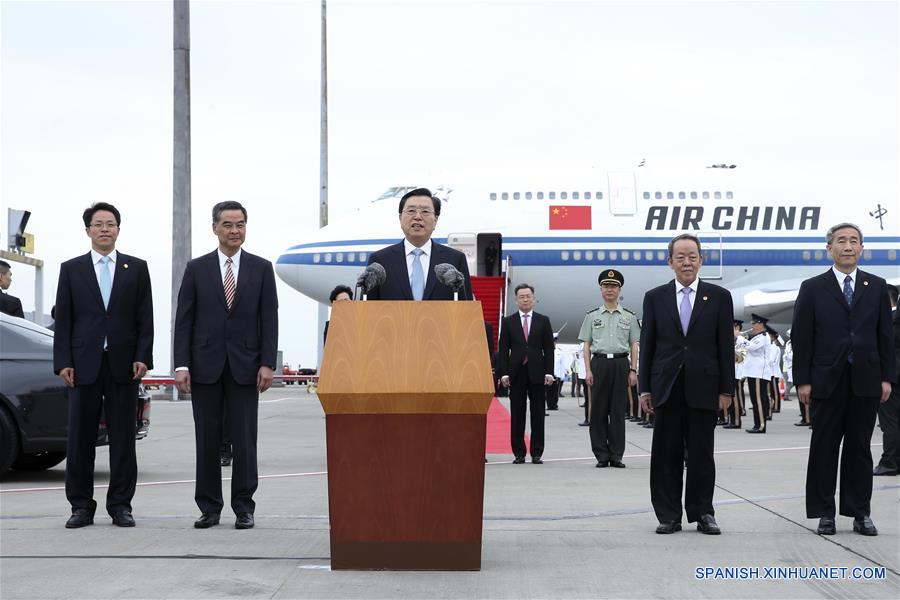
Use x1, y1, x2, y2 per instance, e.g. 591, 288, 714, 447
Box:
224, 257, 236, 310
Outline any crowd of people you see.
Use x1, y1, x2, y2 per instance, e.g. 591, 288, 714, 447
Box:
3, 188, 896, 540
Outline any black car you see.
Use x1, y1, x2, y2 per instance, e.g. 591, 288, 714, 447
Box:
0, 313, 150, 477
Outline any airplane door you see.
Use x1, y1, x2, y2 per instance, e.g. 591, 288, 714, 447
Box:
608, 172, 637, 215
697, 231, 724, 280
446, 232, 477, 275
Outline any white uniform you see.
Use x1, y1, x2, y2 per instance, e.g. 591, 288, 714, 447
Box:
742, 331, 769, 379
767, 343, 783, 379
554, 349, 570, 380
782, 341, 793, 383
734, 336, 749, 379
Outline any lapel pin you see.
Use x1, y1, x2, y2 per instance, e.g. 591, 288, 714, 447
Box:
703, 296, 708, 301
863, 280, 868, 286
123, 263, 129, 269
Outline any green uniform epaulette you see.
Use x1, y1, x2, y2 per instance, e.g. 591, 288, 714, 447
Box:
586, 307, 600, 314
621, 307, 636, 315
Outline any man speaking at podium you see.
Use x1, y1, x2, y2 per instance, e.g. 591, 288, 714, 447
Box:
365, 188, 473, 301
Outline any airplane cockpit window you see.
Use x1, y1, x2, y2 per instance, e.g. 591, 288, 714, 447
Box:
375, 186, 416, 202
726, 191, 733, 199
490, 192, 497, 201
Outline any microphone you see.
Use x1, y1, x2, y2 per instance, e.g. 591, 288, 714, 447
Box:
434, 263, 465, 300
356, 262, 387, 300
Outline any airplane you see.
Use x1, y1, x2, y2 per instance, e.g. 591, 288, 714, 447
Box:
275, 160, 899, 344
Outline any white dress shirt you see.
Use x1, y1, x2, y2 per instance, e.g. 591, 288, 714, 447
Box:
674, 277, 699, 310
219, 248, 242, 286
403, 238, 432, 282
91, 249, 117, 287
832, 266, 857, 295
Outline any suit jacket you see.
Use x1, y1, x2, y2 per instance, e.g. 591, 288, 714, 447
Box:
52, 252, 154, 385
638, 279, 734, 410
365, 240, 473, 301
496, 311, 554, 386
174, 249, 279, 386
790, 269, 896, 399
0, 292, 24, 318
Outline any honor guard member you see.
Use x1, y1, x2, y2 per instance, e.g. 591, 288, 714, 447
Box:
766, 326, 784, 417
743, 314, 771, 433
578, 269, 640, 468
727, 319, 749, 429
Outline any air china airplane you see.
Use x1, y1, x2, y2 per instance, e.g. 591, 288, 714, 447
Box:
275, 162, 899, 342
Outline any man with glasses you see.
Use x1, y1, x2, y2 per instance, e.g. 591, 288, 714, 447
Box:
365, 188, 473, 301
53, 202, 154, 529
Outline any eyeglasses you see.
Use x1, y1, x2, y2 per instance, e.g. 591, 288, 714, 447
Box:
89, 221, 118, 229
401, 207, 435, 217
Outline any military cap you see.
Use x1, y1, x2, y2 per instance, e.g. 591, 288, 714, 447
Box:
598, 269, 624, 286
750, 313, 769, 324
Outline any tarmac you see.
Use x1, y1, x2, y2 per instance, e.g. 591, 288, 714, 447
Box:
1, 386, 898, 599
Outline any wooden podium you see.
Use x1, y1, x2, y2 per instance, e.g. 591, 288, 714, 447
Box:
318, 301, 494, 570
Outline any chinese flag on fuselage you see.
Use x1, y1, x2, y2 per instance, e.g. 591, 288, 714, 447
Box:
549, 205, 592, 230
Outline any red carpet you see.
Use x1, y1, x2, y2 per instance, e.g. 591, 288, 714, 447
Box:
485, 397, 529, 454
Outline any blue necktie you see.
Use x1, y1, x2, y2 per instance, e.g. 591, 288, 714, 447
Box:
99, 256, 112, 309
679, 287, 692, 334
410, 248, 425, 301
842, 275, 853, 306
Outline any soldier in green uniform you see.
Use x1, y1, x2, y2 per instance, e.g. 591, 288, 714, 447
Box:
579, 269, 641, 468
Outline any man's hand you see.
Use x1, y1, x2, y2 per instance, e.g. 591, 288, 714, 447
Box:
628, 370, 638, 387
640, 393, 653, 415
132, 361, 148, 381
544, 375, 555, 386
59, 367, 75, 388
175, 370, 191, 394
798, 384, 811, 406
500, 375, 510, 388
718, 394, 732, 412
585, 372, 594, 387
881, 381, 892, 403
257, 366, 274, 393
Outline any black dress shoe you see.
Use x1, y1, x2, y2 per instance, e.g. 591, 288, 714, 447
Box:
696, 514, 721, 535
512, 457, 526, 464
816, 517, 836, 535
873, 464, 898, 476
745, 427, 766, 433
111, 511, 136, 527
596, 461, 608, 468
220, 455, 232, 467
531, 457, 543, 464
235, 513, 255, 529
722, 424, 740, 429
794, 420, 809, 426
578, 421, 589, 426
65, 509, 94, 529
655, 521, 682, 534
643, 423, 655, 428
853, 516, 878, 536
194, 513, 221, 529
609, 460, 626, 468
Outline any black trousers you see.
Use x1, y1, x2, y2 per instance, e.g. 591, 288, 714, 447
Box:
589, 355, 628, 462
769, 377, 782, 415
806, 367, 880, 519
65, 352, 138, 515
510, 378, 545, 459
747, 377, 769, 431
729, 378, 743, 427
192, 360, 259, 515
650, 372, 717, 523
546, 377, 559, 409
876, 386, 899, 471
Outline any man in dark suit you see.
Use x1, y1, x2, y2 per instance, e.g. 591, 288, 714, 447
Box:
174, 201, 279, 530
0, 260, 25, 318
639, 233, 734, 535
497, 283, 555, 464
53, 202, 153, 529
873, 284, 899, 477
791, 223, 896, 536
366, 188, 473, 301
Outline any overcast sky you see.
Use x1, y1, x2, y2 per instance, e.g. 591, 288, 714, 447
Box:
1, 0, 897, 372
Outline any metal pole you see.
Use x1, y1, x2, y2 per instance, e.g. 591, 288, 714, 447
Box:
172, 0, 192, 400
317, 0, 329, 367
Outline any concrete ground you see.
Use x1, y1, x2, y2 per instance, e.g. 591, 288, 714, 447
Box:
1, 386, 898, 599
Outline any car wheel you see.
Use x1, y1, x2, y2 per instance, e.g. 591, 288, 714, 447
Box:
0, 406, 20, 477
11, 451, 67, 471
